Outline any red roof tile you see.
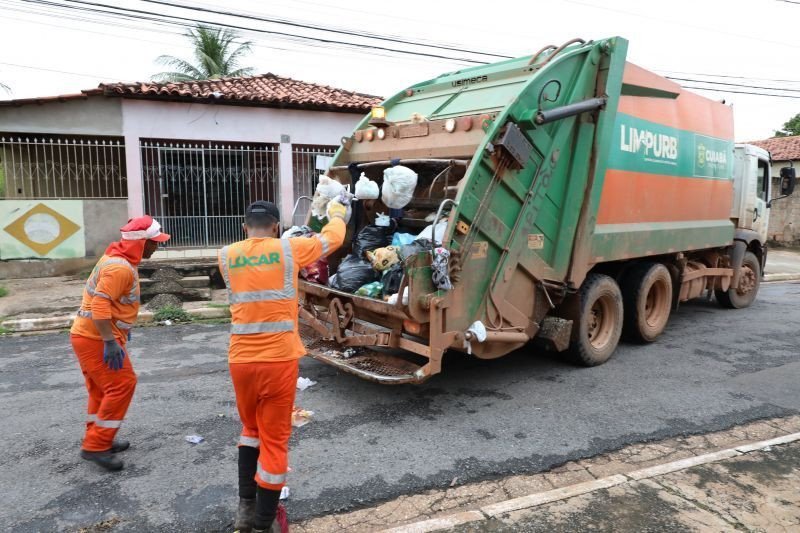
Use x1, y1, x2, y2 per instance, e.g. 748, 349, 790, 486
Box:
748, 135, 800, 161
99, 73, 382, 112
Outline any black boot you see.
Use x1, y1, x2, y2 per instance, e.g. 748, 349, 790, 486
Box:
80, 450, 124, 471
253, 486, 282, 532
235, 446, 260, 532
110, 440, 130, 453
234, 497, 256, 533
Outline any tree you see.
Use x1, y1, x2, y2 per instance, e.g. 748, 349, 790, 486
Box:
152, 25, 255, 82
775, 113, 800, 137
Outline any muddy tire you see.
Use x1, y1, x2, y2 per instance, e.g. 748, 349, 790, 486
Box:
566, 273, 624, 366
716, 251, 761, 309
622, 262, 673, 343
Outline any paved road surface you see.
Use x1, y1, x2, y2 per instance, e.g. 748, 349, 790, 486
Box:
0, 283, 798, 532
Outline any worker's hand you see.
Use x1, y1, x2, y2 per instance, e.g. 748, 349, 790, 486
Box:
327, 199, 350, 222
127, 330, 132, 342
103, 340, 127, 371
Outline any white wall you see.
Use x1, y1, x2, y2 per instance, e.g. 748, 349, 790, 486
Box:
121, 99, 360, 221
0, 97, 123, 136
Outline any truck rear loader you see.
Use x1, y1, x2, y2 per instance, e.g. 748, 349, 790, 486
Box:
297, 36, 796, 384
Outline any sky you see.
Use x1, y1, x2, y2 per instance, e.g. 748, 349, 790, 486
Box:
1, 0, 799, 141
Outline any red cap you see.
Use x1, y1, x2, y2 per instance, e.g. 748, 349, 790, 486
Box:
120, 215, 171, 242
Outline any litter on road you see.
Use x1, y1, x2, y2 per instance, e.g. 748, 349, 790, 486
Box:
292, 408, 314, 428
280, 486, 290, 500
296, 377, 317, 391
184, 435, 204, 444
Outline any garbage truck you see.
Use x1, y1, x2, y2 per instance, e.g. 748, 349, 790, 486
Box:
296, 36, 796, 384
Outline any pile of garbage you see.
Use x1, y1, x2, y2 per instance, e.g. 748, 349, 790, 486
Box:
290, 165, 453, 302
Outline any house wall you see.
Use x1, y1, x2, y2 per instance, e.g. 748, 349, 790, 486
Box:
768, 159, 800, 244
0, 97, 123, 136
121, 100, 360, 222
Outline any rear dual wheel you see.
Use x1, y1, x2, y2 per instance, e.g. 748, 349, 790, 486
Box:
622, 263, 673, 343
566, 273, 624, 366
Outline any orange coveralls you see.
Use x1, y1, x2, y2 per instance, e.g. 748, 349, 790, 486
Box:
70, 254, 140, 452
219, 218, 345, 490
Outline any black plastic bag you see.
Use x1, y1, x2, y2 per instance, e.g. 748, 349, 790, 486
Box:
381, 263, 404, 296
400, 238, 434, 261
329, 254, 380, 293
353, 224, 393, 258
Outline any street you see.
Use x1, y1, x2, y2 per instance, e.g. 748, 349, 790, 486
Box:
1, 282, 799, 532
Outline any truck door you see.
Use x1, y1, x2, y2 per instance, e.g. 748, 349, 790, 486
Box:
753, 156, 770, 242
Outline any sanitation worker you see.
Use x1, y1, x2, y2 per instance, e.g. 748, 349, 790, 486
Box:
220, 199, 347, 533
70, 215, 170, 471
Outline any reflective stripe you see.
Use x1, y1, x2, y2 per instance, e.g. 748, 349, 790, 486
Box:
94, 418, 123, 429
230, 321, 295, 335
281, 239, 294, 288
77, 309, 92, 318
229, 288, 295, 303
84, 256, 139, 306
116, 320, 133, 330
257, 463, 287, 485
93, 291, 112, 300
316, 234, 330, 255
239, 435, 260, 448
76, 310, 133, 331
120, 295, 140, 305
86, 414, 97, 423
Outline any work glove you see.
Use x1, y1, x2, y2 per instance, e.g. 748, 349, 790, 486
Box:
103, 340, 127, 371
327, 197, 352, 223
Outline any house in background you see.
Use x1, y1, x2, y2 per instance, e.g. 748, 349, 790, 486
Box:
0, 74, 380, 273
749, 135, 800, 244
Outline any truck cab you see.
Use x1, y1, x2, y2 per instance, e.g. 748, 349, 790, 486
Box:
732, 144, 771, 244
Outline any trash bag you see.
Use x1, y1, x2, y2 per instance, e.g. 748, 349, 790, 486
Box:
381, 263, 404, 296
311, 176, 346, 218
391, 232, 416, 247
282, 225, 313, 238
381, 165, 418, 209
300, 256, 329, 284
431, 247, 453, 290
353, 224, 393, 258
417, 220, 447, 244
399, 238, 433, 261
328, 254, 380, 293
355, 281, 383, 298
366, 246, 400, 271
354, 173, 380, 200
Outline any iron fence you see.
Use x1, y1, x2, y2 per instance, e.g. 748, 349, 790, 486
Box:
141, 140, 280, 248
291, 145, 337, 226
0, 134, 127, 199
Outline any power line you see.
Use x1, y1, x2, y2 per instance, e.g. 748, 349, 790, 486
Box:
666, 77, 800, 94
680, 85, 800, 99
658, 70, 800, 84
24, 0, 489, 64
138, 0, 513, 60
0, 61, 126, 81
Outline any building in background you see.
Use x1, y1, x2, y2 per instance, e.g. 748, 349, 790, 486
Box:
0, 74, 380, 270
749, 135, 800, 245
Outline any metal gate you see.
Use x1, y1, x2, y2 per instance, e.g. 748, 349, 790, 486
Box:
291, 145, 337, 226
141, 140, 279, 248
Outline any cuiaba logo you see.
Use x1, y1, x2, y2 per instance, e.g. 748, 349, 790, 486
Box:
697, 143, 706, 168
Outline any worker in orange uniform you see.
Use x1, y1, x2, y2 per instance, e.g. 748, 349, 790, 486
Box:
220, 199, 348, 533
70, 215, 170, 471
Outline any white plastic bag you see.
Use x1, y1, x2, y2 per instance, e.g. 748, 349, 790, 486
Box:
311, 176, 346, 218
417, 220, 447, 244
381, 165, 418, 209
375, 213, 391, 227
354, 173, 380, 200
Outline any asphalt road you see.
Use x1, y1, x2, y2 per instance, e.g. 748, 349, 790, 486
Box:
1, 282, 799, 532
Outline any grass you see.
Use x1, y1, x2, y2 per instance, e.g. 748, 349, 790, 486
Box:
153, 305, 194, 323
0, 286, 7, 298
0, 326, 12, 335
206, 302, 229, 309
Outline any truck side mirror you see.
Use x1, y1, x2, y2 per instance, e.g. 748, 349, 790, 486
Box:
780, 167, 796, 196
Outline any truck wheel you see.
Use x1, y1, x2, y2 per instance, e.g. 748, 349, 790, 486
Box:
622, 263, 673, 343
567, 273, 624, 366
716, 251, 761, 309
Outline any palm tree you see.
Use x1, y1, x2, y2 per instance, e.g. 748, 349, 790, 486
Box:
152, 25, 255, 82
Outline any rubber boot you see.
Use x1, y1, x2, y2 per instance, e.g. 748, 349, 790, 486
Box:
253, 487, 283, 532
235, 446, 260, 532
80, 450, 124, 471
234, 498, 256, 533
110, 440, 130, 453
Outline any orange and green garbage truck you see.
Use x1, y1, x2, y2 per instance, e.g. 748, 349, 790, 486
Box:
297, 36, 796, 384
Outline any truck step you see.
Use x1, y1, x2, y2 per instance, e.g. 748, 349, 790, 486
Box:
300, 324, 425, 384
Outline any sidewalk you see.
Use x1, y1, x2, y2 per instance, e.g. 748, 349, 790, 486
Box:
764, 247, 800, 281
293, 416, 800, 532
451, 439, 800, 532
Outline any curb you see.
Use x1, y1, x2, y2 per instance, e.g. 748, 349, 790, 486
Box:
764, 273, 800, 282
380, 431, 800, 533
0, 307, 229, 333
